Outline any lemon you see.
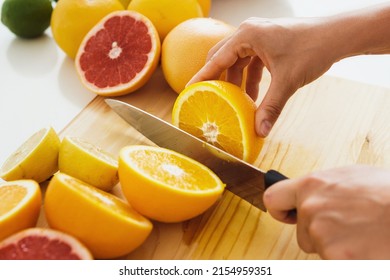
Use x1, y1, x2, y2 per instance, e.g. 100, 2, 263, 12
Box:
58, 136, 119, 191
119, 145, 225, 223
51, 0, 124, 59
127, 0, 203, 40
0, 127, 60, 183
0, 180, 42, 241
1, 0, 53, 38
45, 172, 153, 259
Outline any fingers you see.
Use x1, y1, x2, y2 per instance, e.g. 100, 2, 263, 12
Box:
255, 79, 294, 137
245, 56, 264, 100
263, 178, 298, 224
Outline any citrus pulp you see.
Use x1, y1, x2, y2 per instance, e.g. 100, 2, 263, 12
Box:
0, 127, 60, 183
118, 145, 225, 223
0, 228, 93, 260
75, 10, 161, 96
0, 180, 41, 241
51, 0, 124, 59
172, 81, 264, 163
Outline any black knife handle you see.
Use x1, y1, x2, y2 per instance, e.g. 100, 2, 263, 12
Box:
264, 169, 288, 188
264, 170, 297, 219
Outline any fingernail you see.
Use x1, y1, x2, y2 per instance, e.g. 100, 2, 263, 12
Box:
260, 120, 272, 137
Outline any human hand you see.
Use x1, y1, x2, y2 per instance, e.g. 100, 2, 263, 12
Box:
187, 17, 338, 137
263, 165, 390, 259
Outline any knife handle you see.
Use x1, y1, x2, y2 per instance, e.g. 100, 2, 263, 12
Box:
264, 170, 297, 219
264, 169, 288, 188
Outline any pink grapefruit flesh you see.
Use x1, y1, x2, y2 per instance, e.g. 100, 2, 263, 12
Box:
0, 228, 93, 260
75, 10, 161, 97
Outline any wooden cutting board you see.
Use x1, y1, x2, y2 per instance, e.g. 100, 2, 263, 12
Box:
37, 66, 390, 259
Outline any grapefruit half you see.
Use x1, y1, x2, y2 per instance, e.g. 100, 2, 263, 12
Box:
75, 10, 161, 96
0, 228, 93, 260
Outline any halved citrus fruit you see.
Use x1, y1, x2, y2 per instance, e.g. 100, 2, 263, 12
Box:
58, 136, 119, 191
0, 127, 60, 183
0, 228, 93, 260
44, 172, 153, 259
0, 180, 41, 241
172, 81, 264, 163
75, 10, 161, 97
118, 145, 226, 223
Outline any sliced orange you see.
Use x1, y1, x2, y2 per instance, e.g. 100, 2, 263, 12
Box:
75, 10, 161, 96
172, 80, 264, 163
44, 172, 153, 259
0, 180, 41, 241
0, 228, 93, 260
118, 145, 226, 223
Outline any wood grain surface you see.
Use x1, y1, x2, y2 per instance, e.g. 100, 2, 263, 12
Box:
37, 66, 390, 259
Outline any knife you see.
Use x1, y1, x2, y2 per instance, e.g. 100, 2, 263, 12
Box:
105, 99, 288, 212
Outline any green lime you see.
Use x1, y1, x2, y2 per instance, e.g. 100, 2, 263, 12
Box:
1, 0, 53, 38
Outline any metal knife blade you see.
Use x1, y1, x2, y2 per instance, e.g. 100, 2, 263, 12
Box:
105, 99, 287, 211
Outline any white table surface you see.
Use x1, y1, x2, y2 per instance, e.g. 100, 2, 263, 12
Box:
1, 0, 390, 179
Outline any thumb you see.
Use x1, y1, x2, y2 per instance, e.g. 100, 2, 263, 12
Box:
255, 79, 294, 137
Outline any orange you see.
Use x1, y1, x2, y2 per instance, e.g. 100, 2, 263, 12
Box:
44, 172, 153, 259
162, 17, 235, 94
51, 0, 124, 59
0, 180, 41, 241
0, 127, 60, 183
127, 0, 203, 40
0, 228, 93, 260
172, 80, 264, 163
75, 10, 161, 96
197, 0, 211, 16
118, 145, 225, 223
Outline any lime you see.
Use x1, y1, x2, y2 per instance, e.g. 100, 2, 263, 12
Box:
1, 0, 53, 38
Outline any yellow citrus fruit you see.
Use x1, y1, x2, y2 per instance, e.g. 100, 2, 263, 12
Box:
51, 0, 124, 59
0, 228, 93, 260
0, 127, 60, 183
127, 0, 203, 40
118, 145, 226, 223
197, 0, 211, 16
75, 10, 161, 96
44, 172, 153, 259
162, 17, 235, 94
172, 80, 264, 163
0, 180, 41, 241
58, 136, 119, 192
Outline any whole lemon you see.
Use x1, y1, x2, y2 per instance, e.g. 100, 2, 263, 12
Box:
127, 0, 203, 40
51, 0, 123, 59
1, 0, 53, 38
162, 17, 236, 94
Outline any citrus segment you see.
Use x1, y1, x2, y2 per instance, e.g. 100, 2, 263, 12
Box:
51, 0, 124, 59
44, 172, 153, 259
0, 180, 41, 241
75, 10, 161, 96
127, 0, 203, 40
0, 228, 93, 260
0, 127, 60, 183
58, 136, 119, 191
162, 18, 235, 94
172, 81, 264, 163
118, 145, 225, 223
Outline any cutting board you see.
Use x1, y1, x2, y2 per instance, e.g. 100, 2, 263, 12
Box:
37, 66, 390, 260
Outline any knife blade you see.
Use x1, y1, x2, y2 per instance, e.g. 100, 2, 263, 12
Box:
105, 99, 288, 211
